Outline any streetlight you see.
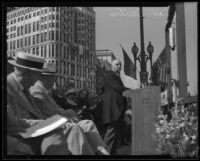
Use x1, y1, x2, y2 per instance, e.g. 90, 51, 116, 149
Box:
146, 42, 154, 69
131, 41, 154, 87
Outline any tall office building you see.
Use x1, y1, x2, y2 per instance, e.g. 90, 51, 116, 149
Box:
6, 7, 96, 92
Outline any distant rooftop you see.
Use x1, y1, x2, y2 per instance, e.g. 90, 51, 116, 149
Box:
96, 50, 115, 57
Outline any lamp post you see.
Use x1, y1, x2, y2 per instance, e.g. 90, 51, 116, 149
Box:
131, 7, 154, 88
132, 41, 154, 88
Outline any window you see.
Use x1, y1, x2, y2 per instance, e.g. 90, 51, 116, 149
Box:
25, 24, 28, 34
52, 44, 54, 57
33, 22, 36, 32
28, 23, 31, 33
44, 32, 47, 42
21, 26, 23, 35
44, 46, 47, 58
37, 21, 39, 31
25, 37, 27, 47
41, 33, 44, 42
13, 40, 16, 49
20, 38, 23, 48
41, 46, 43, 57
56, 31, 59, 41
33, 35, 35, 45
10, 41, 12, 50
17, 39, 19, 48
49, 31, 51, 40
71, 64, 75, 76
36, 34, 39, 44
33, 12, 36, 17
29, 14, 31, 18
33, 48, 35, 55
52, 31, 54, 40
56, 22, 59, 28
36, 47, 39, 55
37, 11, 40, 16
56, 44, 58, 57
28, 36, 31, 46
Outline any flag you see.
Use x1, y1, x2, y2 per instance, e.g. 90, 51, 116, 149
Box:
150, 47, 168, 85
120, 44, 136, 79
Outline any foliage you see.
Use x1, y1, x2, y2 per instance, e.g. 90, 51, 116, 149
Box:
152, 99, 199, 158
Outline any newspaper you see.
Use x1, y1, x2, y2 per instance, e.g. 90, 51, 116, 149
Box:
18, 115, 67, 138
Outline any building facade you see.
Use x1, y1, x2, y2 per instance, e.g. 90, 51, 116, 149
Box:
96, 49, 115, 66
7, 7, 96, 92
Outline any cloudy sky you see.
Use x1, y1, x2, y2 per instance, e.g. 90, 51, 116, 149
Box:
94, 2, 197, 95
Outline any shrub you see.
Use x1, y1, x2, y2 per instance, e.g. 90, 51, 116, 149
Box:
152, 99, 198, 158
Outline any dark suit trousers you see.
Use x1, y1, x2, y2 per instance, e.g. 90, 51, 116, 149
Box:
103, 117, 122, 155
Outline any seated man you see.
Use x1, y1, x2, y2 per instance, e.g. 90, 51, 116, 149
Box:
30, 62, 109, 155
7, 52, 94, 155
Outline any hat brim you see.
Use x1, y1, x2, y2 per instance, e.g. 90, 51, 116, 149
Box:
42, 72, 57, 76
8, 59, 44, 72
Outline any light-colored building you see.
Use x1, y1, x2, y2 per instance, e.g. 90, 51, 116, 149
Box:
96, 49, 116, 65
7, 7, 96, 92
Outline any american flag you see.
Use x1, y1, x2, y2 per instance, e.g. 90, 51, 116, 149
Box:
150, 47, 168, 85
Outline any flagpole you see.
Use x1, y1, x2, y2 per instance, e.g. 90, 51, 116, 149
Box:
165, 4, 175, 111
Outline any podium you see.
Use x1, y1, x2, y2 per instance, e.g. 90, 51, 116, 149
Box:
123, 86, 161, 155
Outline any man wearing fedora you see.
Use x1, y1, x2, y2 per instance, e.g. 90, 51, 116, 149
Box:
30, 62, 109, 155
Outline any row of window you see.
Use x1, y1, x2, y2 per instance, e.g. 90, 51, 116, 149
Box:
7, 7, 60, 22
8, 38, 95, 66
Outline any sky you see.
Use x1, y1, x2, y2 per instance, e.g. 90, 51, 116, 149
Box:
94, 2, 198, 95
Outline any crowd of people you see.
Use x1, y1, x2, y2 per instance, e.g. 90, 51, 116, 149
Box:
6, 51, 132, 156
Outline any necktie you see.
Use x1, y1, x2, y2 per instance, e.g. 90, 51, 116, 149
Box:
23, 88, 44, 118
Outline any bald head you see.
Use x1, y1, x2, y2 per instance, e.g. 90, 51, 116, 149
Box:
111, 59, 122, 75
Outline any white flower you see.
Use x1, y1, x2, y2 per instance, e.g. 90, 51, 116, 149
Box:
180, 122, 185, 127
191, 135, 196, 140
160, 120, 165, 124
166, 134, 170, 139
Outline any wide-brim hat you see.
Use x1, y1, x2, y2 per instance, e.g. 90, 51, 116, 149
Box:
8, 51, 45, 72
42, 62, 57, 76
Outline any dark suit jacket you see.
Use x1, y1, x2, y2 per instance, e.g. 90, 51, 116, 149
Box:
7, 73, 69, 155
102, 70, 127, 124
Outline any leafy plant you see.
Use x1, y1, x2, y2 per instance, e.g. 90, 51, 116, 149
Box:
152, 98, 198, 158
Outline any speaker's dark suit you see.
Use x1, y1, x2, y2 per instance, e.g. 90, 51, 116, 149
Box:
102, 70, 127, 155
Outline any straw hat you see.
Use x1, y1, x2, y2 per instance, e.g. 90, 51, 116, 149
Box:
42, 62, 57, 75
8, 51, 44, 72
